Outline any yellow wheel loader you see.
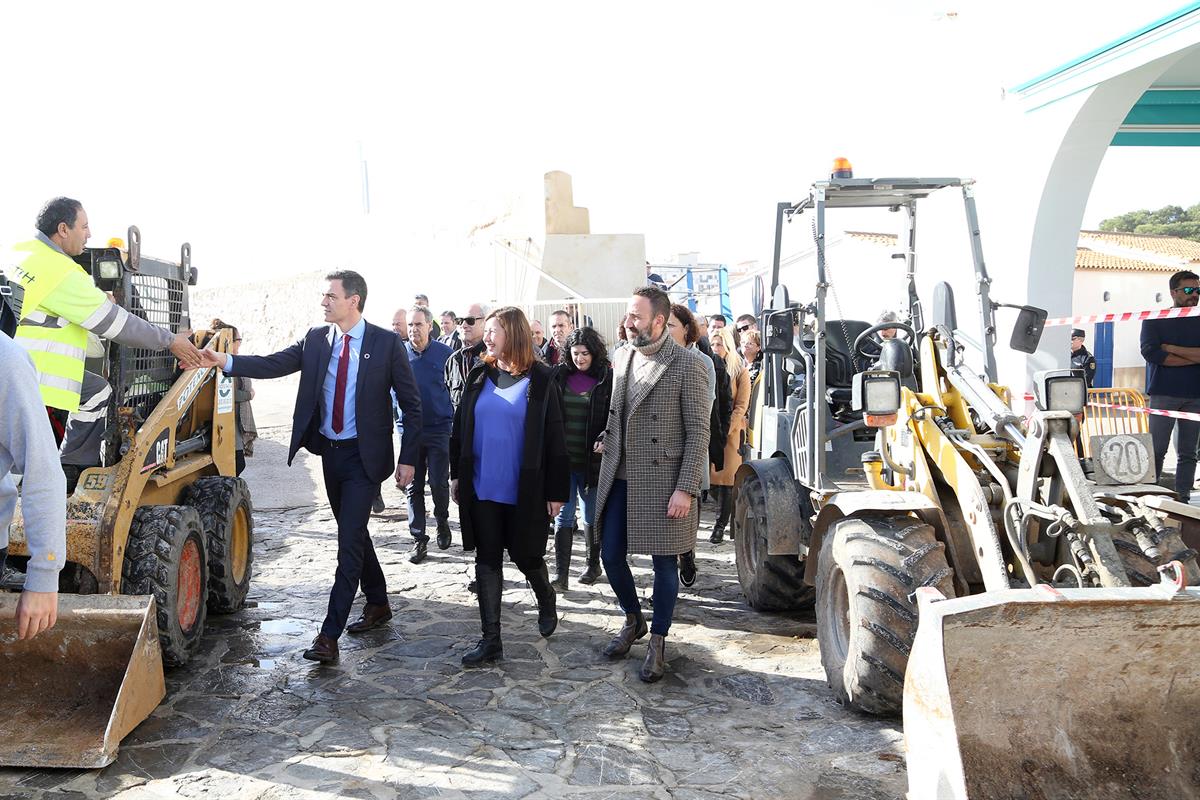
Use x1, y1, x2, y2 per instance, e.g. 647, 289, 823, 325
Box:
735, 175, 1200, 799
0, 228, 252, 768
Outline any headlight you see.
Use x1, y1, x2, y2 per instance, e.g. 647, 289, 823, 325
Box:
1033, 369, 1086, 414
97, 259, 122, 279
853, 370, 901, 426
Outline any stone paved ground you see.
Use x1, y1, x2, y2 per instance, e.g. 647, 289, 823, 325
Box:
0, 423, 906, 800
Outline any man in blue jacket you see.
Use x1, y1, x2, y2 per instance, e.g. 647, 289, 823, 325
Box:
199, 271, 422, 662
402, 306, 455, 563
1140, 269, 1200, 502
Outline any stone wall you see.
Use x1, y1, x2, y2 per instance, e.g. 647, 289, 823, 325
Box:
191, 271, 327, 353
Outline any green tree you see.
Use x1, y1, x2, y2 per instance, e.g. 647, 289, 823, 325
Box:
1099, 203, 1200, 241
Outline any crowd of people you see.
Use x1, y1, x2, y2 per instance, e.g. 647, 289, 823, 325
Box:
0, 196, 766, 682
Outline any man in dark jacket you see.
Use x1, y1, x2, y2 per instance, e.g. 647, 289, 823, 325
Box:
403, 307, 456, 564
1140, 270, 1200, 502
200, 271, 422, 663
1070, 328, 1097, 387
446, 302, 488, 408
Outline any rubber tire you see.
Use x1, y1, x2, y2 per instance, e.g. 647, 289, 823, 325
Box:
1110, 530, 1159, 586
816, 515, 954, 717
733, 470, 813, 611
182, 476, 254, 613
122, 505, 209, 668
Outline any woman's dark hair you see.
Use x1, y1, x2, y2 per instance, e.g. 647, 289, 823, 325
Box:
483, 306, 536, 375
211, 317, 240, 341
669, 303, 700, 347
562, 326, 609, 378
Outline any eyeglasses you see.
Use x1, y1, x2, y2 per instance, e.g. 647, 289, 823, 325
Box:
737, 324, 751, 332
1176, 286, 1200, 295
456, 316, 479, 326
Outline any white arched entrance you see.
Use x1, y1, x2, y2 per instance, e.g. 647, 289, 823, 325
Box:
985, 7, 1200, 389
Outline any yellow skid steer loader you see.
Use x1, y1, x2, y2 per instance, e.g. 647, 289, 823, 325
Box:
735, 172, 1200, 799
0, 229, 252, 768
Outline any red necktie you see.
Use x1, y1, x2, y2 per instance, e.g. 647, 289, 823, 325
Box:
332, 333, 350, 434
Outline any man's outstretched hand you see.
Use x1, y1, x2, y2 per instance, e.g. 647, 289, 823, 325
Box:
197, 349, 228, 370
171, 331, 205, 369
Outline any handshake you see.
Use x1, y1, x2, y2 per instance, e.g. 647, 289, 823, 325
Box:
168, 331, 228, 371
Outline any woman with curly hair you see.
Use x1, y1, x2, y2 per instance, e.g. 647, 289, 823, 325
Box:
550, 326, 613, 589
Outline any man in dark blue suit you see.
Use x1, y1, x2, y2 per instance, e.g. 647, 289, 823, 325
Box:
199, 270, 422, 662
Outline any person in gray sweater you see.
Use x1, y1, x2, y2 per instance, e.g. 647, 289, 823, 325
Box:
0, 331, 66, 639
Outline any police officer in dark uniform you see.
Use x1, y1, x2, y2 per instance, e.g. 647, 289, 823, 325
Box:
1071, 328, 1097, 387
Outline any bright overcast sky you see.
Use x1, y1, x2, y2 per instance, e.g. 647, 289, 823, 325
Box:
0, 1, 1193, 308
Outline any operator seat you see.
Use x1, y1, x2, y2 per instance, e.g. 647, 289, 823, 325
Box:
823, 319, 872, 415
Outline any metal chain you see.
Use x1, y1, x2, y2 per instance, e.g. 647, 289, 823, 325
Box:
812, 216, 859, 372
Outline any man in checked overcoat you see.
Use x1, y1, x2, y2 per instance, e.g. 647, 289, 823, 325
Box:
594, 285, 712, 682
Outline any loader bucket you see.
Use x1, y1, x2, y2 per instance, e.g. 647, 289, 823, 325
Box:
0, 594, 166, 769
904, 578, 1200, 800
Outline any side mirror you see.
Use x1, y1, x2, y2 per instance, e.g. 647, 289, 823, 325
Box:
1010, 305, 1048, 354
763, 310, 793, 354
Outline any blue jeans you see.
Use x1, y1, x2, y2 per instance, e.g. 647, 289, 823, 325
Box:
406, 432, 451, 542
555, 470, 596, 529
600, 479, 679, 636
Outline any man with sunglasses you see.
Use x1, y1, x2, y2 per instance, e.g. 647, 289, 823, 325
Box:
445, 303, 488, 408
1140, 269, 1200, 502
735, 314, 758, 336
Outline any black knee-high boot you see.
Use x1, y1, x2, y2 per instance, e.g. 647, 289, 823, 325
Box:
578, 525, 602, 584
551, 528, 573, 591
711, 486, 733, 543
526, 560, 558, 637
462, 563, 503, 666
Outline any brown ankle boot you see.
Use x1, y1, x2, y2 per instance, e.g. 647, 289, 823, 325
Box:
601, 611, 647, 658
640, 633, 666, 682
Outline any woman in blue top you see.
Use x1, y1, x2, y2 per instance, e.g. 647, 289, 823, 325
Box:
449, 307, 570, 666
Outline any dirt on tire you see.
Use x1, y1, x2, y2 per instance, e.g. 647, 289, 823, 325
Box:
815, 514, 954, 716
183, 476, 254, 613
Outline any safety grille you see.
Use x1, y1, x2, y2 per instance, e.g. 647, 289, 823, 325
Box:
117, 274, 187, 417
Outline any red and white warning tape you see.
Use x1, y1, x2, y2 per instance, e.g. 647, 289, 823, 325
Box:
1017, 395, 1200, 421
1044, 305, 1200, 328
1086, 401, 1200, 423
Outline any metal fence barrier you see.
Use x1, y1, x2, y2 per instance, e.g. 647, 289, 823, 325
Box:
1082, 388, 1150, 458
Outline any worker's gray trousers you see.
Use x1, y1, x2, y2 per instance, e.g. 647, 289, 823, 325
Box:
60, 371, 110, 467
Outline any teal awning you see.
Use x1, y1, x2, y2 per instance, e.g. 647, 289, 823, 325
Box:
1114, 88, 1200, 145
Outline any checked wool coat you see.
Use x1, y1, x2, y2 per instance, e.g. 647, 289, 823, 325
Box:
594, 333, 713, 556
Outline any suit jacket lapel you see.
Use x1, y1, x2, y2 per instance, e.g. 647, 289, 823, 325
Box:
355, 323, 376, 399
626, 340, 676, 419
314, 325, 335, 406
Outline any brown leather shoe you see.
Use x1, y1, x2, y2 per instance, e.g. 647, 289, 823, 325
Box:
302, 633, 339, 663
640, 633, 666, 682
602, 611, 648, 658
345, 603, 393, 634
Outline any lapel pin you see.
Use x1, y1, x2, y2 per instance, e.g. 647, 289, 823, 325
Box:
363, 353, 370, 359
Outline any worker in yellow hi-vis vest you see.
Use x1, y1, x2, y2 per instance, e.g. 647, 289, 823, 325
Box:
5, 198, 202, 488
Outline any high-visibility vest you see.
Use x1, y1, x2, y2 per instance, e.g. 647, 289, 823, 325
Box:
8, 238, 102, 411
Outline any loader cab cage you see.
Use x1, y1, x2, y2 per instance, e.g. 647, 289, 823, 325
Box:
69, 231, 195, 433
764, 178, 999, 492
